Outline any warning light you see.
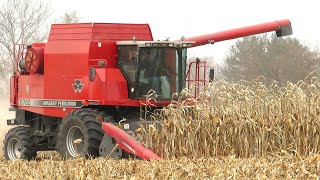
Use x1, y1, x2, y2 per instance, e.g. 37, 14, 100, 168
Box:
96, 116, 103, 123
82, 100, 89, 106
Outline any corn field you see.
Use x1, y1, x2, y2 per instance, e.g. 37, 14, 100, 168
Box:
1, 76, 320, 179
141, 75, 320, 159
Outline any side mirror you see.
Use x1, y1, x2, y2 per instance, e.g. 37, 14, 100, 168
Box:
89, 67, 96, 82
209, 68, 215, 82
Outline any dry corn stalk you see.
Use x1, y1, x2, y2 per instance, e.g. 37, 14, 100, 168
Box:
140, 76, 320, 159
0, 153, 319, 179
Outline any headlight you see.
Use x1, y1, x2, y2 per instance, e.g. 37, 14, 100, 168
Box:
152, 43, 160, 47
187, 43, 193, 47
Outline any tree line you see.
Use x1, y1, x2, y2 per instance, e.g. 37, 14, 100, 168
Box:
221, 34, 320, 85
188, 34, 319, 86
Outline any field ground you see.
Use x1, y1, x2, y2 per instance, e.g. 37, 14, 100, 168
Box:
0, 152, 319, 179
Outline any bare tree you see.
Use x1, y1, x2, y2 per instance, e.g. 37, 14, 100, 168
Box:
0, 0, 51, 94
57, 10, 81, 24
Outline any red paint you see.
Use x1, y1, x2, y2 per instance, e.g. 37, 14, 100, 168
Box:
10, 76, 17, 106
25, 47, 44, 74
186, 61, 208, 97
185, 19, 292, 47
101, 122, 162, 160
48, 23, 153, 42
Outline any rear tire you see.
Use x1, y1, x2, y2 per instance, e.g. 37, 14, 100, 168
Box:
3, 126, 37, 160
57, 109, 104, 159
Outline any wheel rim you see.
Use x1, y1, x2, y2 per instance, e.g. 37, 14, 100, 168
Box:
7, 138, 22, 160
66, 126, 85, 158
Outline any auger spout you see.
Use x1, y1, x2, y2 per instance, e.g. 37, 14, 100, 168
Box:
184, 19, 292, 47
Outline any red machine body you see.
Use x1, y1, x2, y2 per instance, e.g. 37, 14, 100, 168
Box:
12, 23, 158, 117
10, 20, 292, 118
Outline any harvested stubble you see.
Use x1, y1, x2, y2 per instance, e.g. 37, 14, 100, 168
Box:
140, 76, 320, 159
0, 153, 319, 179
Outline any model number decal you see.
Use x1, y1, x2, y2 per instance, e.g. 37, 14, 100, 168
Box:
19, 99, 31, 106
19, 99, 83, 108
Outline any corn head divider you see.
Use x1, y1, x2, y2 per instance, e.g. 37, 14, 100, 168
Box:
101, 122, 161, 160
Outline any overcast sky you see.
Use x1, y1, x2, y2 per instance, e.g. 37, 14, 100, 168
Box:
47, 0, 319, 64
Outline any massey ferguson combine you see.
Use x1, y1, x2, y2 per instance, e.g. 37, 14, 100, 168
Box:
3, 19, 292, 160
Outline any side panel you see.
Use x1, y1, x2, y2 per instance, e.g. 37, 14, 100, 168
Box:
88, 41, 116, 101
48, 23, 154, 42
89, 41, 117, 68
92, 23, 154, 41
88, 68, 107, 102
42, 41, 90, 117
17, 75, 45, 115
106, 68, 129, 104
18, 75, 44, 99
44, 41, 90, 100
88, 68, 136, 106
10, 76, 16, 106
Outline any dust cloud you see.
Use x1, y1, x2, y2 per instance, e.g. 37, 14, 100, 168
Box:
0, 97, 14, 157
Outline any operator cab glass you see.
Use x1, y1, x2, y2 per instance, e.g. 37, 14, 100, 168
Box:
118, 43, 188, 100
136, 47, 187, 99
117, 45, 138, 83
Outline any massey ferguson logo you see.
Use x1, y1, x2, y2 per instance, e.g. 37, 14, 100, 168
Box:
72, 79, 84, 93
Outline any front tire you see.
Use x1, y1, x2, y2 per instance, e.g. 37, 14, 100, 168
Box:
57, 109, 104, 159
3, 126, 37, 160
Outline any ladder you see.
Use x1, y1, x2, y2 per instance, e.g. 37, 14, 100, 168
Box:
10, 44, 28, 106
186, 60, 208, 97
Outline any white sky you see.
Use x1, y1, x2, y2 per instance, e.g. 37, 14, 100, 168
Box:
46, 0, 320, 64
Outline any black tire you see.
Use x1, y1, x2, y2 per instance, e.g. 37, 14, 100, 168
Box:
57, 109, 104, 159
3, 126, 37, 160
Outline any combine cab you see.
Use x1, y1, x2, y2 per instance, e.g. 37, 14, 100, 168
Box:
3, 19, 292, 160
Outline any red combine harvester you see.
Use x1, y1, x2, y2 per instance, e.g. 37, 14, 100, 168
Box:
3, 19, 292, 160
